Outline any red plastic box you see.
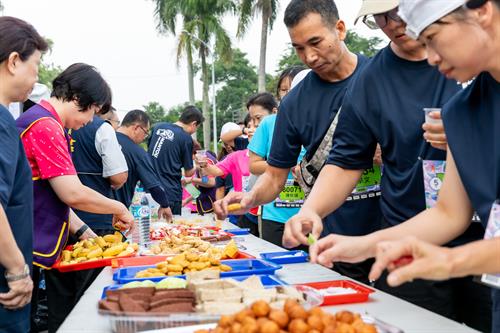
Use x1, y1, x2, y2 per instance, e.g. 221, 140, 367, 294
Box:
296, 280, 374, 306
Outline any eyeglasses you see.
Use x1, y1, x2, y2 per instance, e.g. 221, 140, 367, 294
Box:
363, 7, 403, 30
139, 126, 149, 138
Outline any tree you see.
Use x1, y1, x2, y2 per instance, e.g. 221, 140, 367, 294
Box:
38, 38, 62, 88
237, 0, 279, 92
214, 48, 258, 125
152, 0, 196, 104
144, 101, 168, 124
152, 0, 234, 150
345, 31, 384, 57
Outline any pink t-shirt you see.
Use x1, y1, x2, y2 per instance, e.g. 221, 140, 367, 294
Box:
22, 100, 77, 180
216, 149, 250, 192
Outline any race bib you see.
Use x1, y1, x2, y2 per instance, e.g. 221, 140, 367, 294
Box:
275, 179, 305, 208
423, 160, 446, 208
242, 175, 250, 193
423, 160, 480, 222
346, 165, 382, 201
481, 200, 500, 289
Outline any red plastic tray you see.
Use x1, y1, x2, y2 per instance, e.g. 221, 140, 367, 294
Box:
296, 280, 374, 306
111, 251, 255, 268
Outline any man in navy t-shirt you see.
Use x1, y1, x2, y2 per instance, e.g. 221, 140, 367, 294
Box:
113, 110, 172, 221
148, 106, 204, 215
215, 0, 382, 283
289, 2, 491, 331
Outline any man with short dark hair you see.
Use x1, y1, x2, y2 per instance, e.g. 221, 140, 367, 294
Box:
148, 106, 204, 215
114, 110, 172, 221
215, 0, 382, 283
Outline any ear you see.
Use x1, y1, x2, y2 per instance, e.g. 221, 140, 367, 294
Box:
6, 52, 20, 75
475, 1, 496, 29
272, 107, 278, 114
335, 20, 347, 41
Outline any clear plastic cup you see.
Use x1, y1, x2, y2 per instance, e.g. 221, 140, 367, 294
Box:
423, 108, 442, 125
195, 149, 207, 168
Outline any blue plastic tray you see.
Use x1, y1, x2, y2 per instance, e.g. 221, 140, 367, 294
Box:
112, 259, 282, 284
260, 250, 309, 264
101, 274, 288, 299
224, 228, 250, 235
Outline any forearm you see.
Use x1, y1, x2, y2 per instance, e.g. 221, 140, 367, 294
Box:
68, 209, 86, 235
249, 160, 268, 175
0, 206, 26, 271
69, 186, 127, 215
301, 164, 362, 219
220, 129, 242, 144
192, 177, 216, 188
202, 165, 224, 177
250, 167, 288, 206
448, 238, 500, 278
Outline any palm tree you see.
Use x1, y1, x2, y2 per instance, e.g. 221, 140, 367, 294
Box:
152, 0, 234, 148
152, 0, 196, 104
237, 0, 278, 92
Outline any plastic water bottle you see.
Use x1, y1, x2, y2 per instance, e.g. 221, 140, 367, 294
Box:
130, 185, 151, 250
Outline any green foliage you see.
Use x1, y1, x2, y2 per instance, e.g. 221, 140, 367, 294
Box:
143, 102, 168, 124
38, 37, 63, 89
345, 30, 384, 57
214, 48, 257, 123
276, 44, 302, 74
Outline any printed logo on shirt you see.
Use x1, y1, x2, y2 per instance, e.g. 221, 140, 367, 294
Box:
152, 129, 175, 158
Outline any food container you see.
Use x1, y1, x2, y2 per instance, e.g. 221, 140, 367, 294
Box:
99, 285, 322, 333
113, 259, 282, 284
260, 250, 309, 264
296, 279, 375, 306
52, 246, 135, 273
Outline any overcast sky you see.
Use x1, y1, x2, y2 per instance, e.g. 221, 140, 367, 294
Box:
2, 0, 387, 115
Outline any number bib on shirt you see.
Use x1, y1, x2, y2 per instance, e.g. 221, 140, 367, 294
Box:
423, 160, 480, 222
423, 160, 446, 208
481, 200, 500, 289
346, 165, 382, 201
275, 179, 305, 208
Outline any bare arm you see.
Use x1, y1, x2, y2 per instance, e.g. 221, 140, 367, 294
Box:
68, 209, 97, 239
220, 129, 243, 145
108, 171, 128, 190
200, 165, 224, 177
448, 238, 500, 277
191, 176, 216, 188
0, 205, 26, 276
249, 152, 268, 175
184, 168, 196, 178
49, 175, 127, 214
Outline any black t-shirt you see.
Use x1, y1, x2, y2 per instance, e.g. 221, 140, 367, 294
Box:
114, 132, 162, 208
148, 123, 193, 203
443, 72, 500, 226
329, 45, 462, 227
268, 55, 382, 236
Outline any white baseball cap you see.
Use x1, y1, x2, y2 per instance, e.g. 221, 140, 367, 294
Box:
29, 83, 51, 103
220, 122, 240, 138
398, 0, 466, 39
354, 0, 399, 24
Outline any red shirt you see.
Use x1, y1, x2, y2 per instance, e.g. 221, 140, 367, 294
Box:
22, 100, 77, 180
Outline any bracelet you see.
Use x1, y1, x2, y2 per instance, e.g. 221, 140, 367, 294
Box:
74, 224, 89, 239
242, 127, 246, 135
5, 264, 30, 282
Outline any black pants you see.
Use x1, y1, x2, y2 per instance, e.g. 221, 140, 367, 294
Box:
237, 215, 259, 237
261, 218, 309, 253
32, 228, 115, 333
170, 201, 182, 215
375, 273, 492, 332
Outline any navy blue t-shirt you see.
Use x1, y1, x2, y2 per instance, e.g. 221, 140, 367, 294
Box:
0, 106, 33, 330
329, 45, 462, 226
234, 137, 249, 151
268, 55, 382, 236
148, 123, 193, 203
114, 132, 162, 208
442, 72, 500, 332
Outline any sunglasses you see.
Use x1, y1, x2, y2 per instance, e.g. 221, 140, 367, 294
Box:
363, 7, 403, 30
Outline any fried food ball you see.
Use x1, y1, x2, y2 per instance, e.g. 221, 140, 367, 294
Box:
241, 317, 257, 327
283, 299, 300, 314
336, 322, 356, 333
259, 320, 280, 333
287, 305, 308, 320
230, 322, 242, 333
268, 310, 289, 329
240, 322, 258, 333
218, 315, 233, 328
307, 315, 324, 331
336, 311, 355, 324
235, 309, 255, 323
288, 318, 310, 333
308, 307, 325, 318
251, 300, 271, 317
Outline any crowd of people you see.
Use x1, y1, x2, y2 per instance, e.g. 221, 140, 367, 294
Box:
0, 0, 499, 332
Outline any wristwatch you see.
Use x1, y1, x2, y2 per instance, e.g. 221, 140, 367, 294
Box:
5, 264, 30, 282
74, 224, 89, 239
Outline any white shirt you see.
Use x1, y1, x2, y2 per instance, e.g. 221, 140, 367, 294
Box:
95, 122, 128, 177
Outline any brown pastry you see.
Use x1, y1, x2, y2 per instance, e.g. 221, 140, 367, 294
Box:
149, 302, 194, 313
98, 300, 121, 313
